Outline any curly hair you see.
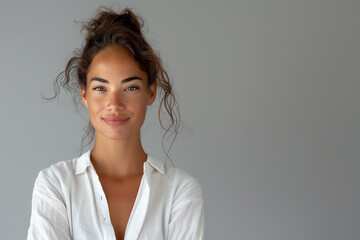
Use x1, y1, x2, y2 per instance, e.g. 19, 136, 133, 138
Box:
50, 7, 180, 158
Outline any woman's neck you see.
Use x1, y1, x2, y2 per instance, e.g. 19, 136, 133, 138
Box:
90, 132, 147, 178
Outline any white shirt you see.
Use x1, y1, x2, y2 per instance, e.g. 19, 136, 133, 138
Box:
27, 151, 204, 240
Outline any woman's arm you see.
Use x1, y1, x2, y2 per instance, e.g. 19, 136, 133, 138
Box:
27, 171, 71, 240
168, 176, 205, 240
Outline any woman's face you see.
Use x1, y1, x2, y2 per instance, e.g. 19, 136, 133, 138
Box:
81, 46, 156, 141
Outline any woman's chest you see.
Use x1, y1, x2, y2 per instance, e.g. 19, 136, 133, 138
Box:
69, 169, 172, 239
100, 175, 143, 239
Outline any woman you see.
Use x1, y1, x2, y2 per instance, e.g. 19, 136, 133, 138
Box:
27, 8, 204, 240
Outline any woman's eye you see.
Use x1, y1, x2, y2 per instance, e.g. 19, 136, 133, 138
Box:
125, 86, 139, 91
93, 86, 106, 91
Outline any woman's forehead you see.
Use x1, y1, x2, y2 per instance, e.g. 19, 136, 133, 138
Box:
87, 47, 147, 81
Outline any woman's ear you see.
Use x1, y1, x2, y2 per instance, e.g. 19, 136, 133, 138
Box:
80, 86, 88, 108
147, 83, 157, 105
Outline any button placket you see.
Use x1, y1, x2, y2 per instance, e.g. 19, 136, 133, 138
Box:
90, 167, 115, 239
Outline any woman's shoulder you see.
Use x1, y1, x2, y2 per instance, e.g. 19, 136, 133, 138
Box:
38, 156, 80, 180
161, 162, 204, 214
147, 156, 203, 198
30, 153, 88, 206
35, 151, 91, 187
170, 167, 203, 197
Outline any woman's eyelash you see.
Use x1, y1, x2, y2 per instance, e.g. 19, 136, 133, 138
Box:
126, 86, 139, 91
93, 86, 106, 91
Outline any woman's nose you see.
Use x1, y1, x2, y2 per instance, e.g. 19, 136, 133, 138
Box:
106, 92, 125, 111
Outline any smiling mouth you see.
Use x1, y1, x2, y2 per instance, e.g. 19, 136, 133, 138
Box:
102, 116, 130, 126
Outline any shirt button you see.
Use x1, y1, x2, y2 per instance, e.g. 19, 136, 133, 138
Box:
100, 196, 103, 200
104, 217, 106, 221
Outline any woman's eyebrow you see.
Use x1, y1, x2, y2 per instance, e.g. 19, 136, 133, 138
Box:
90, 77, 108, 83
90, 76, 142, 83
121, 76, 143, 83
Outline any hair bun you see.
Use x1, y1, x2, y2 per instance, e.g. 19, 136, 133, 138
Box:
83, 8, 143, 39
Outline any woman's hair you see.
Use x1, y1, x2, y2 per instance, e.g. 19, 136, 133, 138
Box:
50, 7, 180, 157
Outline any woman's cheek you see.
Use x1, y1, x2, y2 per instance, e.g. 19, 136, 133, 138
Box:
88, 98, 103, 114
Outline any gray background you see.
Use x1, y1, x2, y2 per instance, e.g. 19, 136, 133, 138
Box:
0, 0, 359, 239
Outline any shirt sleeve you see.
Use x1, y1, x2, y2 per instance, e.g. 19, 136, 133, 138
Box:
168, 176, 205, 240
27, 171, 71, 240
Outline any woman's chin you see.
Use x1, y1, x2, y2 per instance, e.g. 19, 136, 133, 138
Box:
95, 129, 139, 142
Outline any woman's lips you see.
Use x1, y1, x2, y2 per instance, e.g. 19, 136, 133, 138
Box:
102, 116, 129, 126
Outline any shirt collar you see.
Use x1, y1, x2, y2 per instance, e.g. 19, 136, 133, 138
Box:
145, 155, 165, 174
75, 150, 165, 175
75, 150, 92, 175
